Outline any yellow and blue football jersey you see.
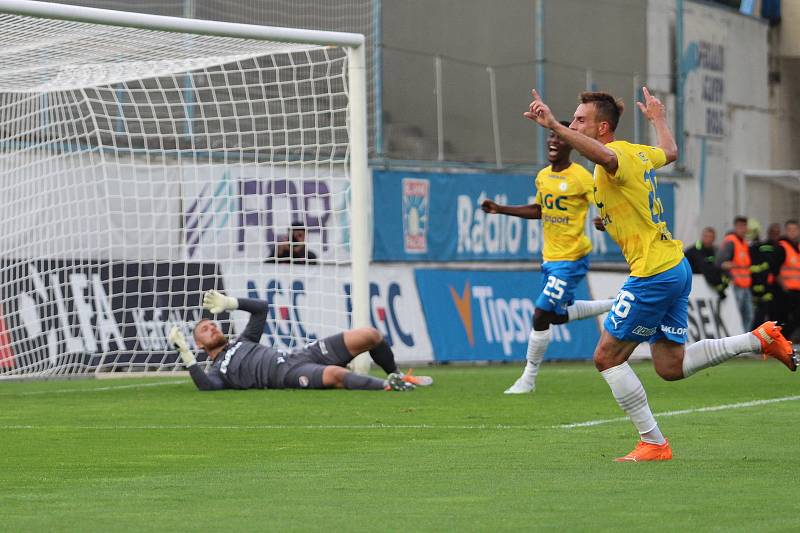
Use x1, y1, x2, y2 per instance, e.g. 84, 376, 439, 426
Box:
593, 141, 683, 277
534, 162, 594, 262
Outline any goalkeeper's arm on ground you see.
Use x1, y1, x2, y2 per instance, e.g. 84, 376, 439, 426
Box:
168, 326, 226, 391
203, 290, 268, 343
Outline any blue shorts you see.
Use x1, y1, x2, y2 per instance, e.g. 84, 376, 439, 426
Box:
535, 257, 590, 315
604, 258, 692, 344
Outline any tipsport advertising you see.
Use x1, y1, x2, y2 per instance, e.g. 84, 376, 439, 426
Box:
414, 269, 600, 361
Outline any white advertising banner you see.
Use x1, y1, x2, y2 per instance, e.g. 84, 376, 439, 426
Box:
2, 155, 350, 263
1, 154, 182, 261
181, 164, 351, 263
220, 263, 433, 363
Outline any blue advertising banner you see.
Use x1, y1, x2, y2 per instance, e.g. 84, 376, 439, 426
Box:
373, 170, 674, 263
414, 269, 600, 361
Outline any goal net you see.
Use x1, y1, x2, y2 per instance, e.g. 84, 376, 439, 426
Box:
0, 0, 370, 377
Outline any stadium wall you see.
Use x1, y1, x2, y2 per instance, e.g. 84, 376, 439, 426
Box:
647, 0, 771, 241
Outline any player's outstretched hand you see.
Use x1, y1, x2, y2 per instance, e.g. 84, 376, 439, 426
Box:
168, 326, 196, 366
636, 87, 666, 123
203, 290, 238, 314
593, 217, 606, 232
523, 89, 557, 128
481, 199, 500, 214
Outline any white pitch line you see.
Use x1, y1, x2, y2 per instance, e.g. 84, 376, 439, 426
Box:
0, 379, 187, 396
556, 395, 800, 429
0, 423, 536, 431
6, 395, 800, 431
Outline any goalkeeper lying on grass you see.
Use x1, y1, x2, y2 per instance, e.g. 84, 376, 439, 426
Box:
169, 290, 432, 392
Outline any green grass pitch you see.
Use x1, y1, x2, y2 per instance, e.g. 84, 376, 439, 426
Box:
1, 359, 797, 532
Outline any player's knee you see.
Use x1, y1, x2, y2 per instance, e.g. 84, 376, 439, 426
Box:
334, 370, 348, 387
533, 309, 565, 331
364, 327, 383, 346
593, 343, 624, 372
323, 366, 348, 388
653, 358, 683, 381
532, 313, 551, 331
654, 362, 684, 381
593, 349, 614, 372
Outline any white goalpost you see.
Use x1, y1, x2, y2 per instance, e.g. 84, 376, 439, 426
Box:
0, 0, 371, 377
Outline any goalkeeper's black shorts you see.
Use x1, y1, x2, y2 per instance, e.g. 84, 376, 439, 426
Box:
279, 333, 351, 389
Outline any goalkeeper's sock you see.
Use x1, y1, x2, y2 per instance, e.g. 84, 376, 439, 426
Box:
342, 372, 386, 391
682, 333, 761, 377
522, 328, 551, 383
368, 340, 399, 375
567, 299, 614, 322
601, 362, 666, 445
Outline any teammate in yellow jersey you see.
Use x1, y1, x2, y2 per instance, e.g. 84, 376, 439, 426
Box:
482, 121, 613, 394
524, 87, 797, 461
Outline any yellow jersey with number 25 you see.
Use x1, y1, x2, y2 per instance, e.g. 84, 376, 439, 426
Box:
534, 162, 594, 262
592, 141, 683, 277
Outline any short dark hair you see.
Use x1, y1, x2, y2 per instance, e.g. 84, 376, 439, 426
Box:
579, 91, 624, 131
786, 219, 799, 227
702, 226, 715, 234
193, 318, 212, 341
734, 216, 748, 225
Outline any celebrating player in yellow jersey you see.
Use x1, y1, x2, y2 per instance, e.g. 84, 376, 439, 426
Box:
525, 87, 797, 462
482, 121, 613, 394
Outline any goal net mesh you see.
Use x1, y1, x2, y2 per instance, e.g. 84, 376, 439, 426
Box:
0, 10, 359, 376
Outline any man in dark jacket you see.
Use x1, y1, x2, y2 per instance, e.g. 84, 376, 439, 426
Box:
684, 227, 727, 299
749, 222, 783, 328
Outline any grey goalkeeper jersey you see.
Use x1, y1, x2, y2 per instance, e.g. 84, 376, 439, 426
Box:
188, 298, 288, 391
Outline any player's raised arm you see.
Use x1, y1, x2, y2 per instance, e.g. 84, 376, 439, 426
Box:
203, 290, 268, 343
636, 87, 677, 164
169, 326, 226, 391
524, 89, 619, 174
481, 199, 542, 219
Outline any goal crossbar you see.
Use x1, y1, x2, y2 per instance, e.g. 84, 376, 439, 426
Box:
0, 0, 365, 48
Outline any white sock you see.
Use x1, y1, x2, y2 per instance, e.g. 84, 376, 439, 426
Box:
567, 299, 615, 321
600, 362, 665, 445
521, 328, 551, 383
682, 332, 761, 378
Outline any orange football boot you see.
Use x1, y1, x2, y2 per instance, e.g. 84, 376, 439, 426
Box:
614, 440, 673, 462
402, 368, 434, 386
752, 321, 797, 372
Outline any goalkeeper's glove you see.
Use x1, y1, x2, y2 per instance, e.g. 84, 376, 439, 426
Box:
203, 290, 238, 314
168, 326, 196, 367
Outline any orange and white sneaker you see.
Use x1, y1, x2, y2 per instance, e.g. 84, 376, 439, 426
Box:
401, 368, 433, 387
614, 440, 673, 462
752, 321, 797, 372
385, 373, 415, 391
